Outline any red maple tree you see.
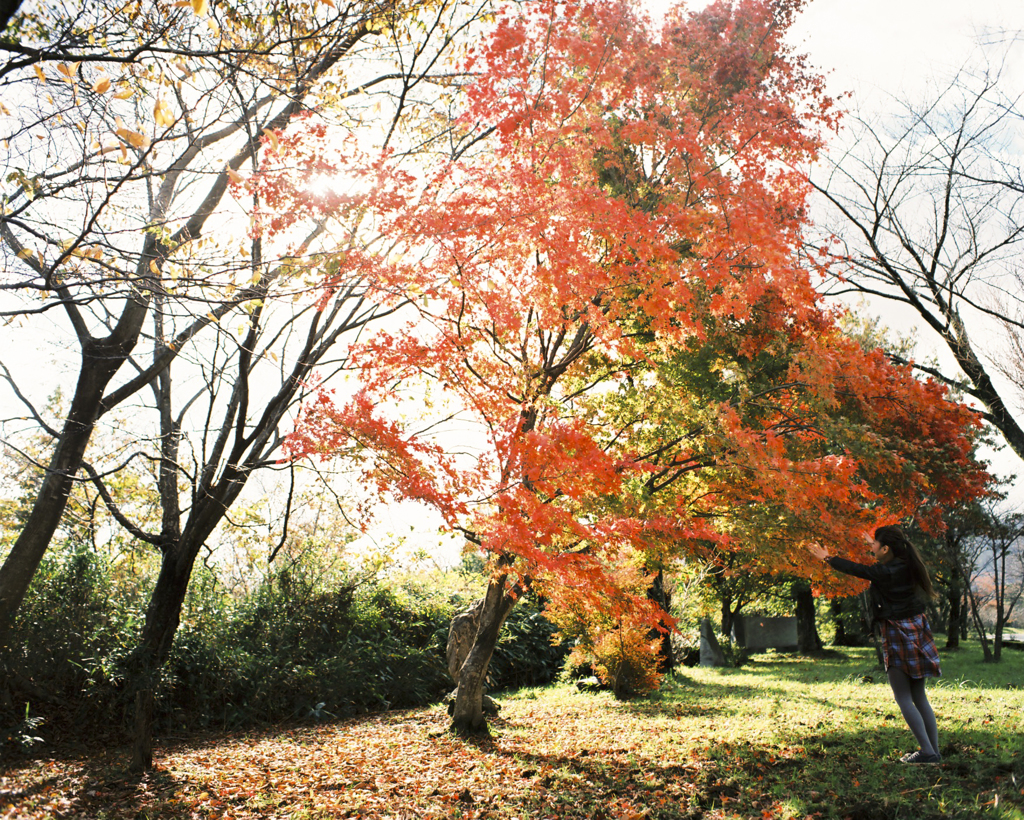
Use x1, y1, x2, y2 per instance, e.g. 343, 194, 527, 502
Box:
258, 0, 989, 731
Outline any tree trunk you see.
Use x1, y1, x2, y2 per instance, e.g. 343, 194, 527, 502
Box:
945, 576, 963, 649
446, 598, 485, 683
993, 612, 1004, 662
647, 569, 674, 672
720, 598, 735, 642
0, 331, 144, 646
133, 689, 155, 772
859, 592, 884, 666
829, 599, 848, 646
129, 545, 200, 771
450, 574, 516, 736
964, 583, 994, 663
793, 582, 821, 653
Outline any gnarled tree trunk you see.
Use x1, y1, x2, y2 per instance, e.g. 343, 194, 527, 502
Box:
449, 574, 516, 736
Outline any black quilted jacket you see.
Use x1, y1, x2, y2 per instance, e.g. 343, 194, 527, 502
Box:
826, 556, 926, 624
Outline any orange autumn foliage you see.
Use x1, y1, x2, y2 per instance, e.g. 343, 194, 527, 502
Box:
268, 0, 988, 625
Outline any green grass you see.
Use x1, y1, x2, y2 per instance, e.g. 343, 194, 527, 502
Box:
1, 641, 1021, 819
606, 642, 1024, 819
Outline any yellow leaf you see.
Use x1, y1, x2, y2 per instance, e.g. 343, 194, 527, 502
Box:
113, 87, 134, 100
57, 62, 80, 79
226, 165, 243, 184
34, 65, 46, 83
205, 313, 217, 323
150, 259, 160, 274
92, 76, 112, 94
262, 128, 280, 152
191, 0, 209, 15
116, 127, 150, 149
76, 122, 85, 133
16, 248, 34, 259
153, 99, 174, 127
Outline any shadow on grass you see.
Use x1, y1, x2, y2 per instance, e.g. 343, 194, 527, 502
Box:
493, 652, 1024, 820
475, 710, 1023, 820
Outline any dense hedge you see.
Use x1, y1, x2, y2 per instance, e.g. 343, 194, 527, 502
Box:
1, 544, 566, 751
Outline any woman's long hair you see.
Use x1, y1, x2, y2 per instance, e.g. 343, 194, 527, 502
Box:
875, 525, 938, 601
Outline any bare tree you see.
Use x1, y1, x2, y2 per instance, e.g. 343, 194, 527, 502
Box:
0, 0, 491, 765
0, 0, 372, 642
811, 63, 1024, 462
963, 505, 1024, 661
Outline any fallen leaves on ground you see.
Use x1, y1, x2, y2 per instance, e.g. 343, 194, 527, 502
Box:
3, 650, 1022, 819
1, 694, 753, 819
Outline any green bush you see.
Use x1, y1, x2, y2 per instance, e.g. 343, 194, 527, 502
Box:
2, 542, 568, 749
161, 567, 460, 728
1, 543, 149, 734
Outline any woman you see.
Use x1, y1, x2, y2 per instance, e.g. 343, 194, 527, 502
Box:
810, 525, 942, 764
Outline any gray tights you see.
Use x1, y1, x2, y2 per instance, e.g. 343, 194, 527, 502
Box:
887, 667, 939, 756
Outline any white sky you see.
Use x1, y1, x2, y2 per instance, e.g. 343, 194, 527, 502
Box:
788, 0, 1024, 101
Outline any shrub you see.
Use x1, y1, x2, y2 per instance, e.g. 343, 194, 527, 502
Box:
2, 540, 571, 747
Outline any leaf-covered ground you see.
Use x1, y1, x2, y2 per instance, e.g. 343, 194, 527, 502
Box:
2, 646, 1022, 819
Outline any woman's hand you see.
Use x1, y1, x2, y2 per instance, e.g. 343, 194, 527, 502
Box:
808, 542, 830, 561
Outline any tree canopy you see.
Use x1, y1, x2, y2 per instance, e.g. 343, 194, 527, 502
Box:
267, 0, 991, 730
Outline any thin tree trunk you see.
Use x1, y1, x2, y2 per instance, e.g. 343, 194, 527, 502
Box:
647, 569, 674, 672
0, 331, 145, 645
993, 613, 1004, 662
945, 574, 962, 649
965, 583, 994, 663
129, 544, 199, 771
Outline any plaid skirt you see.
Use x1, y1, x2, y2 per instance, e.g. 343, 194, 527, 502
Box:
879, 615, 941, 678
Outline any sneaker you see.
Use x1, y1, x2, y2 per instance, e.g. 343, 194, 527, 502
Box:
898, 750, 936, 762
902, 751, 942, 764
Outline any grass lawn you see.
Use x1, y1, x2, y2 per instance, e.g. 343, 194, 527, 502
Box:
1, 642, 1021, 819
